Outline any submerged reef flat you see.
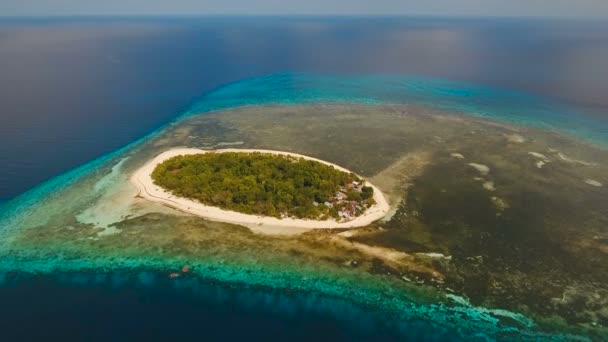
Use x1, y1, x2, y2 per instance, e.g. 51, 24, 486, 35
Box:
1, 104, 607, 341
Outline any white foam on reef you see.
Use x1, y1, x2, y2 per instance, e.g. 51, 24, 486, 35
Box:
505, 134, 526, 143
416, 252, 452, 261
528, 152, 549, 161
528, 152, 551, 169
131, 148, 391, 234
468, 163, 490, 176
556, 152, 598, 166
446, 294, 535, 329
483, 181, 495, 191
584, 179, 603, 187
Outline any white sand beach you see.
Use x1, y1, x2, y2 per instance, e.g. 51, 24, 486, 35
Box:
130, 148, 390, 233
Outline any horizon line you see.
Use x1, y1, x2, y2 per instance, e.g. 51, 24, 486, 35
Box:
0, 14, 605, 21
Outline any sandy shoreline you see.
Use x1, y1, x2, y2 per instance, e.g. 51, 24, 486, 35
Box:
130, 148, 390, 233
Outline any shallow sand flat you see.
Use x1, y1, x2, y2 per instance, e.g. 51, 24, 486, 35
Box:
131, 148, 390, 233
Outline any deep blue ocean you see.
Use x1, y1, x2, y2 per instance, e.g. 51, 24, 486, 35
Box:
2, 272, 452, 341
1, 17, 608, 341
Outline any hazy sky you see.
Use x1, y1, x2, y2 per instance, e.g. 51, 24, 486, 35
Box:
1, 0, 608, 18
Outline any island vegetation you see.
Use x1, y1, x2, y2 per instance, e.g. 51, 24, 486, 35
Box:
151, 152, 375, 220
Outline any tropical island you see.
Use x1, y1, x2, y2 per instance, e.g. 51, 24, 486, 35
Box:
131, 148, 389, 231
151, 151, 375, 221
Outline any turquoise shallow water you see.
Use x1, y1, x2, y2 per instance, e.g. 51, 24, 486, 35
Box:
0, 73, 605, 341
187, 73, 608, 143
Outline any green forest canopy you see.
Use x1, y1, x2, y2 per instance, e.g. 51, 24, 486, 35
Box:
151, 152, 375, 220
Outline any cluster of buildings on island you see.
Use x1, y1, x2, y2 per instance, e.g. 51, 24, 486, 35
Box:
312, 181, 371, 221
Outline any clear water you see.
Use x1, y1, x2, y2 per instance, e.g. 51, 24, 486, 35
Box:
1, 17, 607, 341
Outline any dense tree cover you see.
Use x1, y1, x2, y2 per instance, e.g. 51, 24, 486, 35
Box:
151, 152, 374, 220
